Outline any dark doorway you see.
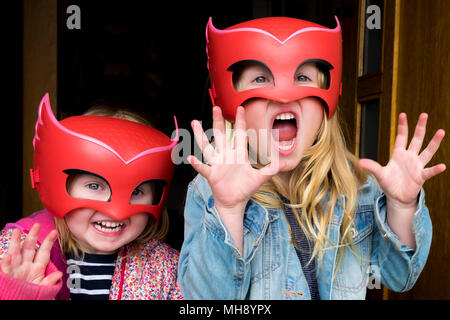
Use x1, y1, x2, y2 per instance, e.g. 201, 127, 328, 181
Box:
56, 0, 352, 251
0, 1, 23, 229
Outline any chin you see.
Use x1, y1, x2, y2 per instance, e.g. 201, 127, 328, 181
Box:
280, 161, 299, 173
280, 151, 304, 172
90, 242, 122, 254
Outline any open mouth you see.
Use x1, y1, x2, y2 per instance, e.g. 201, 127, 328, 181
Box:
93, 221, 125, 233
271, 112, 298, 153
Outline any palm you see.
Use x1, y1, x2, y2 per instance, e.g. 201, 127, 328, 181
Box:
1, 225, 62, 287
376, 148, 428, 203
204, 153, 269, 208
189, 106, 284, 209
359, 113, 446, 205
11, 260, 47, 284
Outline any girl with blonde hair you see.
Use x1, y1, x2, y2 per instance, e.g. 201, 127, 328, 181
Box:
0, 94, 182, 300
178, 17, 446, 299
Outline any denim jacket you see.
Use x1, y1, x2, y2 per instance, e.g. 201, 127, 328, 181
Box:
178, 174, 432, 300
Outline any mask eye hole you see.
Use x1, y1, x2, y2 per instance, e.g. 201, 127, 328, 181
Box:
130, 180, 166, 205
228, 60, 275, 92
64, 169, 112, 202
294, 59, 332, 90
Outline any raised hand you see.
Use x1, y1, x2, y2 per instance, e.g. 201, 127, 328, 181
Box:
188, 106, 285, 212
1, 223, 62, 286
188, 106, 285, 254
358, 113, 445, 248
358, 113, 446, 207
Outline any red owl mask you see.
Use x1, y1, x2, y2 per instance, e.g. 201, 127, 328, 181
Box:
206, 16, 342, 122
30, 93, 178, 221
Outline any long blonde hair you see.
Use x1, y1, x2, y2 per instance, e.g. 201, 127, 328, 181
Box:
251, 109, 366, 270
54, 106, 170, 258
229, 63, 367, 270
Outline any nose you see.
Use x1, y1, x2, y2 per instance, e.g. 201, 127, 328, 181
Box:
92, 211, 126, 222
268, 99, 300, 107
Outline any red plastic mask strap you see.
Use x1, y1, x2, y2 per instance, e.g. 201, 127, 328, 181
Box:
208, 87, 216, 106
30, 168, 40, 189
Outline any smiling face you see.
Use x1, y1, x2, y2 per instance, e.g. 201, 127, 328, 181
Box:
234, 61, 325, 173
64, 172, 153, 254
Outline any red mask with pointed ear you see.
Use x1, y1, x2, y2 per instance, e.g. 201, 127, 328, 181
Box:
30, 93, 178, 221
206, 16, 342, 122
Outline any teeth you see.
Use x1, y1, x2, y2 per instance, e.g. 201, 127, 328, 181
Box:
275, 112, 295, 120
278, 138, 296, 150
94, 221, 124, 233
99, 221, 123, 228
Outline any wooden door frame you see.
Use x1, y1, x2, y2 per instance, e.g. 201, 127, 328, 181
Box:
355, 0, 401, 299
22, 0, 58, 217
355, 0, 399, 163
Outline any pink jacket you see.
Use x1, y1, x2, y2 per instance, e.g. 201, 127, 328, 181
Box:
0, 210, 183, 300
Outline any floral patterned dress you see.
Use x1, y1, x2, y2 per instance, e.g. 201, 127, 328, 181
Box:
0, 210, 183, 300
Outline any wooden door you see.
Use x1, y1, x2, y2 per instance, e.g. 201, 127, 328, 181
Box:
22, 0, 58, 217
386, 0, 450, 300
354, 0, 450, 299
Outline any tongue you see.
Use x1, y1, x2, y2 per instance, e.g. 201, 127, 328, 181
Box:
272, 121, 297, 141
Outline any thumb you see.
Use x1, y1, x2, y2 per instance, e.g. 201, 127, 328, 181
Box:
187, 155, 211, 178
358, 158, 384, 180
40, 271, 63, 287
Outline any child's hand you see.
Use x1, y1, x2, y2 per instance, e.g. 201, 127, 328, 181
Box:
188, 106, 285, 213
358, 113, 446, 208
1, 223, 62, 286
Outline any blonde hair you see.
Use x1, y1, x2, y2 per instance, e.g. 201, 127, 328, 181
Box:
230, 63, 367, 271
54, 106, 170, 259
252, 110, 366, 270
82, 106, 154, 127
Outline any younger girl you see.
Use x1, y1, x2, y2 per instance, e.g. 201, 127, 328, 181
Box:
178, 17, 446, 299
0, 93, 182, 300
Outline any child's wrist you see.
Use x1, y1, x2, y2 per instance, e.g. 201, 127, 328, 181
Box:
214, 200, 247, 217
213, 201, 246, 255
386, 195, 418, 212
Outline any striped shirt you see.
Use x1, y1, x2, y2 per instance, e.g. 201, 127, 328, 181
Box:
280, 195, 320, 300
66, 251, 118, 300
